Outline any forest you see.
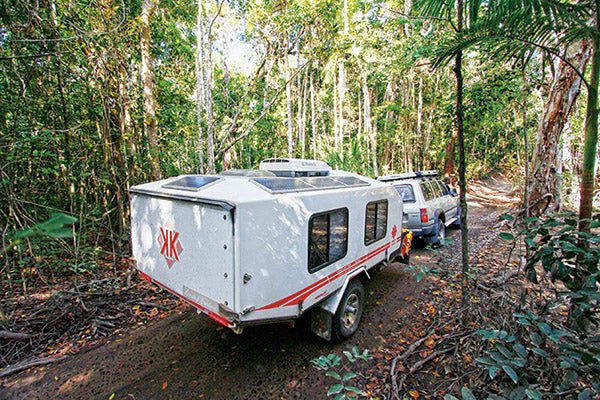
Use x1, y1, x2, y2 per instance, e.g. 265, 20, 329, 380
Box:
0, 0, 599, 398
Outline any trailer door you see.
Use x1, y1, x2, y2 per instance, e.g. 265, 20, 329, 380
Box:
131, 194, 235, 313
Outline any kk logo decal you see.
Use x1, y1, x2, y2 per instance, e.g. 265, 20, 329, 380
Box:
157, 224, 183, 268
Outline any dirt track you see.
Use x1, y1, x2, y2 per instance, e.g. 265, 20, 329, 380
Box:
1, 178, 517, 400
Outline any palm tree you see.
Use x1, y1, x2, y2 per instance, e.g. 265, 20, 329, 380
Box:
432, 0, 599, 233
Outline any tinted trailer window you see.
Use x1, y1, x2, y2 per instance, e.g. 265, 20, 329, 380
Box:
365, 200, 388, 245
308, 208, 349, 273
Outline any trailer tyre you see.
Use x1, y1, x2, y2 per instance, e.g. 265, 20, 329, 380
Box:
332, 279, 364, 341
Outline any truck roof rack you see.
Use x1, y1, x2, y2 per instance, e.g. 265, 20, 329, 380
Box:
377, 170, 439, 182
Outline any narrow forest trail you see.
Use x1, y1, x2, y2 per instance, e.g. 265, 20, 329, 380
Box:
1, 177, 518, 400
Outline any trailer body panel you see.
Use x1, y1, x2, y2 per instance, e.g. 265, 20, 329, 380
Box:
131, 194, 235, 314
235, 185, 403, 322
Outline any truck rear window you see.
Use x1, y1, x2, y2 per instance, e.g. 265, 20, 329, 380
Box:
308, 208, 348, 273
394, 185, 415, 203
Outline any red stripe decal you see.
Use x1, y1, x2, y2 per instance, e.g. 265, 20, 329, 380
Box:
256, 237, 401, 311
280, 243, 389, 307
208, 312, 231, 327
138, 270, 152, 282
314, 291, 329, 301
142, 274, 231, 328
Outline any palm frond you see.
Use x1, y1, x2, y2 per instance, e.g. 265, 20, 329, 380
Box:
414, 0, 455, 22
429, 0, 595, 69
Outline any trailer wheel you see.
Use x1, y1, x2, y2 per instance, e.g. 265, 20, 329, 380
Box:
332, 279, 364, 341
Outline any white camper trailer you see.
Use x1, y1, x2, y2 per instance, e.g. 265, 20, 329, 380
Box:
130, 159, 411, 341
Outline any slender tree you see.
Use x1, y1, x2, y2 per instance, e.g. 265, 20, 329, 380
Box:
198, 0, 216, 173
195, 0, 206, 173
578, 3, 599, 233
454, 0, 469, 308
140, 0, 161, 180
417, 0, 482, 309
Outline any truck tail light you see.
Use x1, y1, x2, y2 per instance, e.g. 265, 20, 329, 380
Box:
420, 208, 429, 223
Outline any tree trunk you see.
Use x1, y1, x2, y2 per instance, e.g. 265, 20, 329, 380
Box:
200, 0, 215, 173
383, 81, 393, 134
455, 0, 469, 310
337, 63, 345, 153
370, 84, 379, 176
578, 13, 599, 233
50, 0, 74, 212
140, 0, 161, 180
417, 76, 423, 169
444, 130, 457, 178
357, 86, 362, 142
530, 40, 591, 215
362, 76, 370, 150
195, 0, 205, 173
522, 66, 530, 223
301, 68, 309, 158
382, 80, 397, 171
404, 0, 412, 36
337, 0, 348, 155
310, 68, 317, 159
119, 69, 135, 183
333, 69, 338, 153
286, 43, 294, 158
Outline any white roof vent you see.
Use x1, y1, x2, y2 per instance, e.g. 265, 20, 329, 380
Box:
259, 158, 332, 177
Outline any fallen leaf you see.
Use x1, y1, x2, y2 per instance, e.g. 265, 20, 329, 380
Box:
162, 381, 168, 390
409, 389, 419, 399
424, 337, 436, 348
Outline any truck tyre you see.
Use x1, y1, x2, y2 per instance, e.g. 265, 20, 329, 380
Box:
451, 206, 461, 228
332, 279, 364, 341
430, 218, 446, 247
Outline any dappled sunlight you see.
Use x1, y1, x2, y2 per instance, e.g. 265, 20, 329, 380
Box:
4, 368, 47, 389
58, 369, 94, 394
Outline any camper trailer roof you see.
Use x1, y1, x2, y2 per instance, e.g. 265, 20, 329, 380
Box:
129, 170, 388, 209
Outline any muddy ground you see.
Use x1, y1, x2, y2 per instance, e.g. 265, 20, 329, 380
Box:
0, 177, 517, 399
